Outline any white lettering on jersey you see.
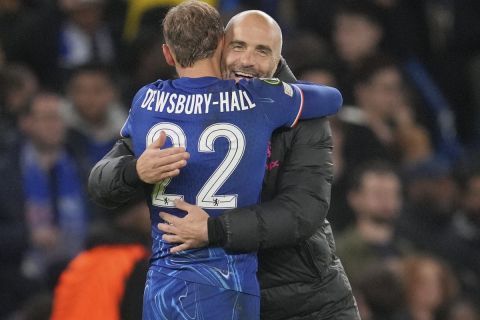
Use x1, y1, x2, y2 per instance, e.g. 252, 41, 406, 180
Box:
139, 90, 256, 115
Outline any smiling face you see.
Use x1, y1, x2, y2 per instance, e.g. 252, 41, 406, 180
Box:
222, 11, 282, 80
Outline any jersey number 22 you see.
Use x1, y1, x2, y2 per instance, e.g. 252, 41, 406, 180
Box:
146, 122, 246, 209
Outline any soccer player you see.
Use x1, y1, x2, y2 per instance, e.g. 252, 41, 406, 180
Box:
120, 2, 342, 319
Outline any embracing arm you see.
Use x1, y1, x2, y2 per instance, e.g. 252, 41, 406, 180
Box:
159, 60, 336, 253
88, 133, 189, 209
211, 118, 333, 252
88, 138, 143, 209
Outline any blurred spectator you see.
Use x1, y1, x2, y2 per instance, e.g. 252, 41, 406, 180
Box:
372, 0, 431, 61
6, 0, 117, 89
330, 1, 460, 160
17, 92, 89, 284
119, 29, 175, 106
339, 54, 433, 176
0, 92, 90, 317
57, 0, 115, 69
292, 0, 336, 41
442, 0, 480, 145
63, 63, 126, 165
332, 1, 385, 105
447, 298, 479, 320
0, 0, 37, 63
356, 263, 408, 320
51, 200, 150, 320
14, 292, 52, 320
0, 64, 39, 151
335, 161, 410, 284
400, 255, 458, 320
282, 31, 334, 79
397, 160, 461, 275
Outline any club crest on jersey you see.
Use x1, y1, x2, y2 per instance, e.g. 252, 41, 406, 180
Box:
260, 78, 281, 85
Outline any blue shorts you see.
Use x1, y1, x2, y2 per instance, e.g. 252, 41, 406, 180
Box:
143, 270, 260, 320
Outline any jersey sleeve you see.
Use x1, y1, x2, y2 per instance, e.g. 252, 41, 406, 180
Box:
120, 85, 150, 138
295, 81, 343, 120
246, 78, 342, 128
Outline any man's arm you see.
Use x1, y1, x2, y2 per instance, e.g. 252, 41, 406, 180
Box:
88, 133, 189, 209
160, 117, 333, 252
217, 118, 333, 251
159, 59, 335, 252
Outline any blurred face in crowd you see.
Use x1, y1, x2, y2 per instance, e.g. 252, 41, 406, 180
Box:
355, 66, 404, 119
349, 171, 402, 223
59, 0, 104, 34
333, 13, 382, 64
22, 94, 66, 151
404, 258, 452, 314
223, 11, 282, 80
67, 70, 115, 124
408, 173, 459, 218
3, 65, 39, 114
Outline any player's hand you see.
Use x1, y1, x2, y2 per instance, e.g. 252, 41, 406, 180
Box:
158, 200, 209, 253
137, 131, 190, 184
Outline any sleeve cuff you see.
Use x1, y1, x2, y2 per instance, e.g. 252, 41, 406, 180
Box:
208, 217, 226, 247
123, 158, 141, 187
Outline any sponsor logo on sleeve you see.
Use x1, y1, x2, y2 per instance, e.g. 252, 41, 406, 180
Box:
260, 78, 281, 85
283, 82, 293, 97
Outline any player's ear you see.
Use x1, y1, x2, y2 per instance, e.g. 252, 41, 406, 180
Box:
162, 44, 176, 67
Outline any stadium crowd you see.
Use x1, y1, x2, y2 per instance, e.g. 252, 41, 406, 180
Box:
0, 0, 479, 319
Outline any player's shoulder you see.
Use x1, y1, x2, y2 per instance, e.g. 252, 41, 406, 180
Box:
131, 80, 165, 104
141, 79, 165, 91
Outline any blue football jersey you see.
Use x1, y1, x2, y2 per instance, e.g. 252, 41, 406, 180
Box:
121, 76, 341, 296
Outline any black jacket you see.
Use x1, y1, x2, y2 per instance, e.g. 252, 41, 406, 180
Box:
88, 62, 359, 319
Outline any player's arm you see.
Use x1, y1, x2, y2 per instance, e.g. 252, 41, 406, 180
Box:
294, 82, 343, 120
251, 77, 342, 128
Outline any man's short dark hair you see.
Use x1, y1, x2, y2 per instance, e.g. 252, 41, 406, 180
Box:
348, 160, 398, 192
68, 63, 114, 84
162, 0, 224, 68
336, 1, 383, 27
353, 54, 399, 86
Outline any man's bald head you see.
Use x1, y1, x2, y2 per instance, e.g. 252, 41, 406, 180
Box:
222, 10, 283, 80
226, 10, 282, 56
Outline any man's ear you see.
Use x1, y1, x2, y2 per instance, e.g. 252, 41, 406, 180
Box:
162, 44, 176, 66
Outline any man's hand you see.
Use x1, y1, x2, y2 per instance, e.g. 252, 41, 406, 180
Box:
137, 131, 190, 184
158, 200, 209, 253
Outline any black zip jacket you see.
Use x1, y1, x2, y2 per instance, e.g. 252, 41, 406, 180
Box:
88, 60, 359, 319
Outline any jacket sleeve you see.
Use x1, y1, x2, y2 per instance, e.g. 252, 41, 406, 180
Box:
88, 138, 144, 209
217, 118, 334, 252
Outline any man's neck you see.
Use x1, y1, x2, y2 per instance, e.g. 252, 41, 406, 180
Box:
176, 58, 222, 79
357, 217, 394, 245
